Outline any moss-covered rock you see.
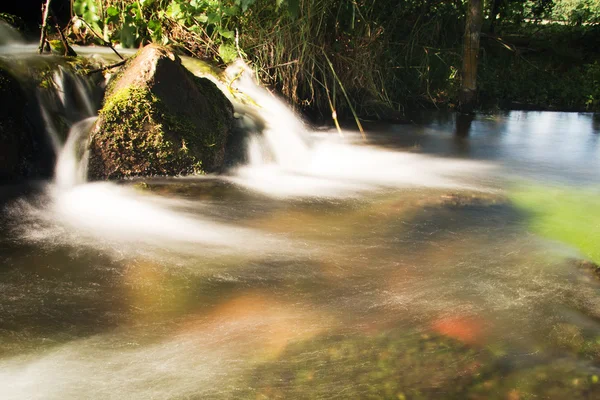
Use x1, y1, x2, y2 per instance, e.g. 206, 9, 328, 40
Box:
88, 44, 233, 179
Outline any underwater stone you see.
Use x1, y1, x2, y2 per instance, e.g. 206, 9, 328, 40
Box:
88, 44, 233, 180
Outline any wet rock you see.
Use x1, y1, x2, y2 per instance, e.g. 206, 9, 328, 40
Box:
88, 44, 234, 180
0, 65, 53, 182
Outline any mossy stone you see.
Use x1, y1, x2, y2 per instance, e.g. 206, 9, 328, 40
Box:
88, 44, 233, 180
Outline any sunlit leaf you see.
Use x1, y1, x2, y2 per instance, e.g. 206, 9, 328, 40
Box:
218, 28, 235, 39
218, 43, 237, 63
139, 0, 155, 8
167, 1, 183, 20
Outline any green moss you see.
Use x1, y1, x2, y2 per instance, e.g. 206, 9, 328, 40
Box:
49, 40, 65, 55
96, 85, 209, 177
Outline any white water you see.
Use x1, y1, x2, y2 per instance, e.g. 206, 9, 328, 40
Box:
38, 65, 98, 155
54, 117, 97, 189
227, 63, 492, 198
4, 52, 600, 400
5, 57, 495, 259
7, 59, 294, 260
0, 21, 24, 46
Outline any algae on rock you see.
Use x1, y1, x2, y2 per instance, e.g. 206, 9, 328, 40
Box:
88, 44, 234, 180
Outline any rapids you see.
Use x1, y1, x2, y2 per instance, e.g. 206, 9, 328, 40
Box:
1, 43, 600, 399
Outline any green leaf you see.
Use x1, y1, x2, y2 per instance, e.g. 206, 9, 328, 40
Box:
218, 43, 237, 63
147, 19, 161, 32
207, 12, 221, 24
105, 6, 120, 24
218, 28, 235, 39
167, 1, 183, 20
196, 13, 208, 23
106, 6, 119, 17
139, 0, 155, 8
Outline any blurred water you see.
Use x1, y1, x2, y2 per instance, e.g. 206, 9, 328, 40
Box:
1, 52, 600, 398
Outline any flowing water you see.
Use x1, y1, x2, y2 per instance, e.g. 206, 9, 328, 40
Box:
1, 43, 600, 399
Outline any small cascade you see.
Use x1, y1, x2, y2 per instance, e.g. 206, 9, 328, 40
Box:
37, 64, 99, 157
226, 61, 312, 169
227, 61, 491, 197
54, 117, 97, 189
26, 62, 103, 185
52, 65, 97, 118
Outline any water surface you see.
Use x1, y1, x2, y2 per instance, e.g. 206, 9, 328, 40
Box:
1, 107, 600, 399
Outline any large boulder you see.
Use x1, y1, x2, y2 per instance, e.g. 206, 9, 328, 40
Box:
0, 66, 53, 182
88, 45, 233, 179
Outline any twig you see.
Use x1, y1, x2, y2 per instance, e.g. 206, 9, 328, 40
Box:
75, 16, 124, 60
86, 60, 126, 75
38, 0, 52, 54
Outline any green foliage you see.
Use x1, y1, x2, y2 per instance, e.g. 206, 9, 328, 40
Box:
490, 0, 600, 26
71, 0, 263, 56
478, 24, 600, 111
70, 0, 600, 117
552, 0, 600, 25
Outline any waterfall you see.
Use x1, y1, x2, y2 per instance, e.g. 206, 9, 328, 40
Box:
226, 61, 312, 169
54, 117, 97, 189
34, 64, 100, 186
227, 62, 490, 198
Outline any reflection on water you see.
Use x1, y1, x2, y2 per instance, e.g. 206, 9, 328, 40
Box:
1, 111, 600, 399
374, 111, 600, 185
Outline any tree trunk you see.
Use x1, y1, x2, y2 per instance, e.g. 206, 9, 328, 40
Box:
459, 0, 484, 114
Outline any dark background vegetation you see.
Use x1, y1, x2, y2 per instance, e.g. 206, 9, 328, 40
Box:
2, 0, 599, 119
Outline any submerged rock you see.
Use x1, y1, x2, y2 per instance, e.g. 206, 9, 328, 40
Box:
88, 44, 233, 179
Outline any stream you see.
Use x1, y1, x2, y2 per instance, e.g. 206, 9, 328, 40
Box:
1, 36, 600, 399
